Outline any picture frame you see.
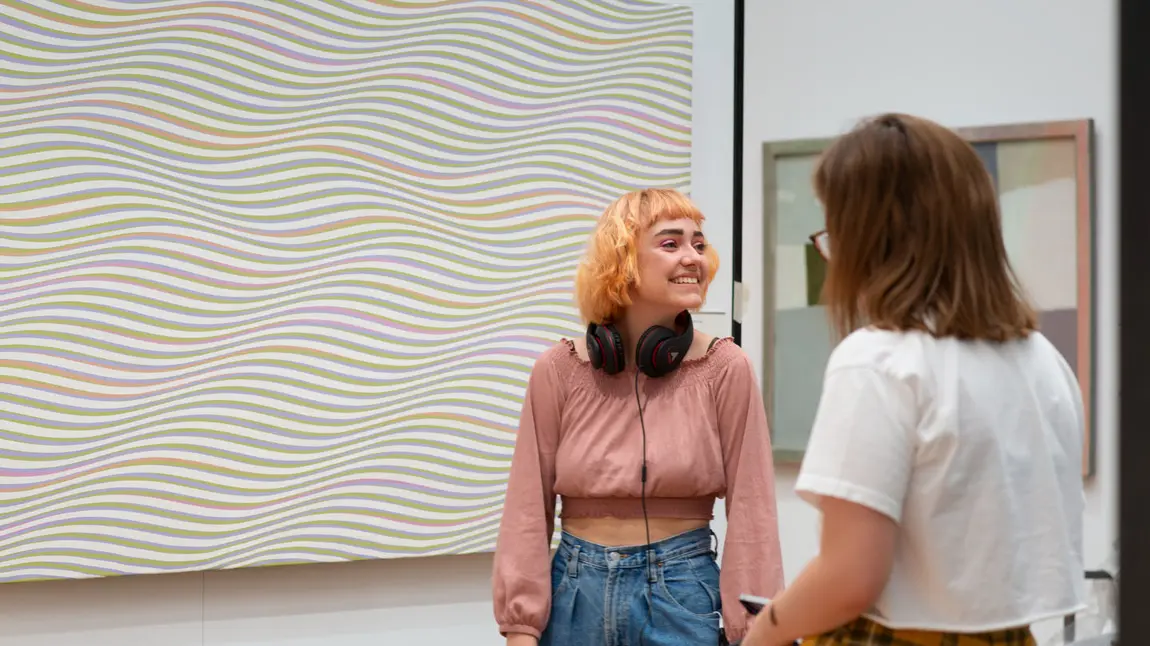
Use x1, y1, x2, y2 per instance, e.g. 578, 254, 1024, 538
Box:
761, 119, 1096, 477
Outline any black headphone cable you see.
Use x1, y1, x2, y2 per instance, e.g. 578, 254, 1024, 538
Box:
635, 369, 654, 642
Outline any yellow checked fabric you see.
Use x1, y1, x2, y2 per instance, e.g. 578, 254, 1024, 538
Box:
802, 617, 1036, 646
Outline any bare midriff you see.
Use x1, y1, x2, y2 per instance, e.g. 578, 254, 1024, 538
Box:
560, 517, 709, 547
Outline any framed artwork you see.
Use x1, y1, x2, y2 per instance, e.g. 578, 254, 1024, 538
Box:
761, 119, 1096, 476
0, 0, 694, 582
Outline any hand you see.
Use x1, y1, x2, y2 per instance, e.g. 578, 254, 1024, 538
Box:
730, 614, 757, 646
506, 633, 538, 646
739, 611, 770, 646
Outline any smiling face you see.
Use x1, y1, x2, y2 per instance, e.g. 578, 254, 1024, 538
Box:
631, 217, 711, 316
573, 188, 720, 326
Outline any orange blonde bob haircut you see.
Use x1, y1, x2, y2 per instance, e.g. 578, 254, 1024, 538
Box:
813, 113, 1037, 342
574, 188, 720, 325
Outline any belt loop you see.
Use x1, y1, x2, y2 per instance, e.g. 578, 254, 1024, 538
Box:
647, 549, 657, 583
566, 545, 580, 578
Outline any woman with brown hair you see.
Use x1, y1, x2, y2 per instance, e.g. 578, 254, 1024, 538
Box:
740, 113, 1087, 646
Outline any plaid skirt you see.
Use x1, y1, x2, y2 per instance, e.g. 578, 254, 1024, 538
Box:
802, 617, 1036, 646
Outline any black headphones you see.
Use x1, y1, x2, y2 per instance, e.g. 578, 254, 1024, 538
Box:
585, 310, 694, 378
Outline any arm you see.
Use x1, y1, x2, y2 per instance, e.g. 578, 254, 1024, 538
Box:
714, 351, 786, 643
742, 498, 898, 646
741, 366, 915, 646
492, 347, 565, 642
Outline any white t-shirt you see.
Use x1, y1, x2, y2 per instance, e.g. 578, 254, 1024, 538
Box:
795, 326, 1088, 632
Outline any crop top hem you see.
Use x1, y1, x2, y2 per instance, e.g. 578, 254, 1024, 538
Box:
560, 495, 716, 520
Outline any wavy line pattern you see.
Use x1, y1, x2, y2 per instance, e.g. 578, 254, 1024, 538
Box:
0, 0, 693, 581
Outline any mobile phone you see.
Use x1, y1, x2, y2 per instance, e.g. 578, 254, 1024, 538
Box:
738, 593, 771, 616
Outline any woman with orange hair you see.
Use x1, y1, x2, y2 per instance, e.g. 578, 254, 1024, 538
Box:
740, 113, 1086, 646
491, 188, 785, 645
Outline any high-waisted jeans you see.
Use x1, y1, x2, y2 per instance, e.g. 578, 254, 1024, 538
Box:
539, 526, 723, 646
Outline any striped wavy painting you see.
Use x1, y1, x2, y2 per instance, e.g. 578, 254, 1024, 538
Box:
0, 0, 693, 580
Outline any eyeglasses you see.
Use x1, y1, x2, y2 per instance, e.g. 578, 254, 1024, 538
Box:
809, 229, 830, 260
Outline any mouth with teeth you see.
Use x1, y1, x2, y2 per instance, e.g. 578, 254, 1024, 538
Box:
670, 277, 699, 285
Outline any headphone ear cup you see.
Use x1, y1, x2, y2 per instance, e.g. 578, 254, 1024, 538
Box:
585, 325, 604, 370
635, 325, 675, 377
602, 324, 625, 374
586, 323, 625, 375
636, 311, 695, 378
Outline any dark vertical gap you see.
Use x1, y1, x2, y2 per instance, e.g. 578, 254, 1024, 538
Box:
731, 0, 745, 345
1120, 0, 1150, 639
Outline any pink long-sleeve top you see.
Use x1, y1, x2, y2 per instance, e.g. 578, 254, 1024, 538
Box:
491, 336, 785, 642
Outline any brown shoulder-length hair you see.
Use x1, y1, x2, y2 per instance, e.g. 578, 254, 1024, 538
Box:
813, 113, 1037, 342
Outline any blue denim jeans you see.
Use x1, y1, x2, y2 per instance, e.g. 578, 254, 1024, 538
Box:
539, 526, 723, 646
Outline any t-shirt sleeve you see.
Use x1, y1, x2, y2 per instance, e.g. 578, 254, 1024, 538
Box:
794, 364, 918, 523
